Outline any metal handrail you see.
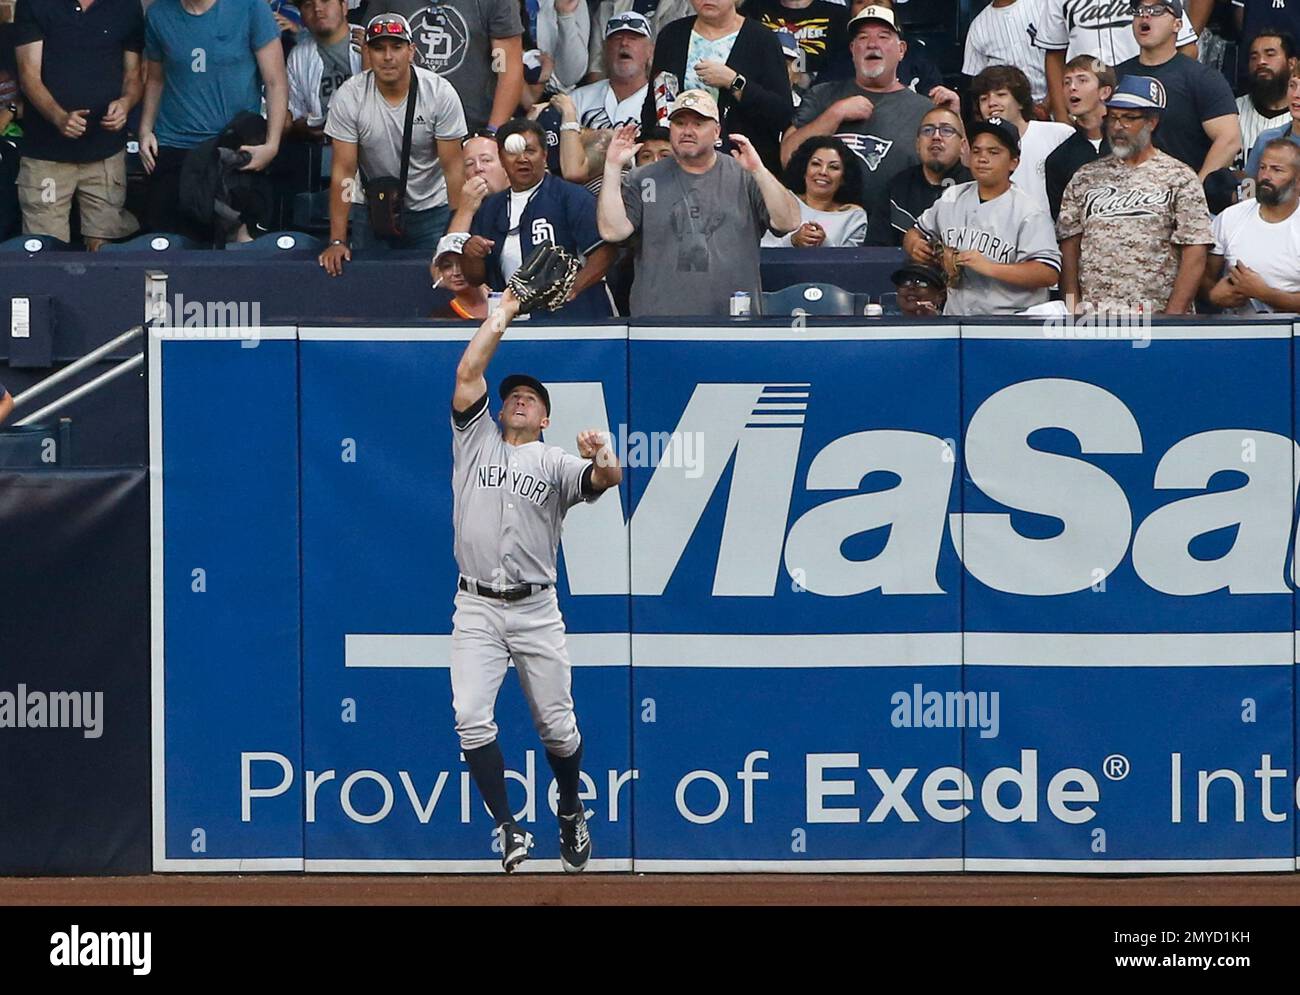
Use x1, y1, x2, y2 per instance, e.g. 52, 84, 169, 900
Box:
10, 325, 143, 410
14, 353, 144, 427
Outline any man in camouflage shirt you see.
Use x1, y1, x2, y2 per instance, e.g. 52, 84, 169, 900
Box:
1057, 75, 1212, 314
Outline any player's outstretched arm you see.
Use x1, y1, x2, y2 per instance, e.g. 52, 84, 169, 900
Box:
577, 430, 622, 492
453, 290, 522, 412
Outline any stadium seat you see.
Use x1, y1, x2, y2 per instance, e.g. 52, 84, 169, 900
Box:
0, 421, 71, 467
0, 234, 71, 253
99, 233, 202, 252
761, 282, 858, 317
225, 230, 326, 253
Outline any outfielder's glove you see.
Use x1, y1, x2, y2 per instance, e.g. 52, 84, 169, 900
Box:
939, 243, 963, 289
507, 242, 580, 313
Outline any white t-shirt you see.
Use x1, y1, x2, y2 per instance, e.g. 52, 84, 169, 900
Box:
1010, 119, 1074, 214
572, 78, 649, 129
1236, 94, 1291, 164
1211, 198, 1300, 312
501, 179, 544, 281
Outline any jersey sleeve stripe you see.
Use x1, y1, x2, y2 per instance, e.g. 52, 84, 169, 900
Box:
452, 391, 489, 430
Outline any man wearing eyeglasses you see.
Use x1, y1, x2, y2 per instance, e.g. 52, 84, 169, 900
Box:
1033, 0, 1199, 125
1114, 0, 1239, 181
865, 105, 970, 246
1057, 75, 1213, 315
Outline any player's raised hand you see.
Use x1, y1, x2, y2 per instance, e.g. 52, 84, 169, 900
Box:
728, 133, 762, 173
606, 124, 642, 170
577, 430, 609, 460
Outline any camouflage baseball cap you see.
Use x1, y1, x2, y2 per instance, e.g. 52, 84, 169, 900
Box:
668, 89, 720, 123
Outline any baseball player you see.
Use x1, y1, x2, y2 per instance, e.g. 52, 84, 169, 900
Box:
449, 244, 623, 873
902, 117, 1061, 315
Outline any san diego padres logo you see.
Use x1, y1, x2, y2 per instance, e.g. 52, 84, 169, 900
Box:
410, 5, 470, 75
532, 218, 556, 244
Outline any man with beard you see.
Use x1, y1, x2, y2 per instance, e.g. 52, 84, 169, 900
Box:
1236, 31, 1296, 157
1045, 55, 1116, 219
1057, 75, 1213, 314
1114, 0, 1239, 181
865, 106, 970, 245
597, 90, 801, 316
1246, 63, 1300, 175
781, 5, 956, 208
1203, 139, 1300, 312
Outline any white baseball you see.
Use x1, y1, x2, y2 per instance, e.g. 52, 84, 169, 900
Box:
503, 133, 527, 154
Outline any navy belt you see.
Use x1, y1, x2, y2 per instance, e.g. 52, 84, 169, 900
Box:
459, 576, 549, 602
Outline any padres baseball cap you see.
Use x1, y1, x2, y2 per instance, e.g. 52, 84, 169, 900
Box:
967, 116, 1021, 156
668, 89, 720, 123
775, 29, 801, 61
848, 4, 902, 36
1107, 75, 1167, 111
891, 262, 946, 289
605, 10, 652, 38
499, 374, 551, 415
365, 13, 411, 44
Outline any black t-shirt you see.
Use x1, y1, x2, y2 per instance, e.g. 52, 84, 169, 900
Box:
864, 160, 971, 246
1113, 54, 1237, 175
12, 0, 145, 163
1045, 128, 1110, 220
744, 0, 847, 79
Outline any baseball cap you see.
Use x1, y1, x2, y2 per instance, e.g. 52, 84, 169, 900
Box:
891, 262, 946, 289
668, 89, 721, 123
1106, 74, 1167, 111
434, 231, 469, 264
605, 10, 652, 38
1131, 0, 1184, 17
499, 374, 551, 415
968, 116, 1021, 156
775, 29, 801, 61
848, 4, 902, 36
365, 13, 412, 44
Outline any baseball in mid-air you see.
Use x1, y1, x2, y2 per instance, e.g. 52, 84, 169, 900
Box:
503, 133, 527, 154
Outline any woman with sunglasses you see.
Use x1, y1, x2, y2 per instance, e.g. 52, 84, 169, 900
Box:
763, 136, 866, 247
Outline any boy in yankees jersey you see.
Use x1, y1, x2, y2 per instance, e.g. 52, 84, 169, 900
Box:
904, 117, 1061, 314
450, 284, 622, 872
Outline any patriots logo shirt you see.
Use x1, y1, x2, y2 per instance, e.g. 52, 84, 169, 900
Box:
837, 133, 894, 171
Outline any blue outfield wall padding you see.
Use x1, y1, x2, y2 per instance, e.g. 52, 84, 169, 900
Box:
150, 328, 304, 870
150, 318, 1300, 872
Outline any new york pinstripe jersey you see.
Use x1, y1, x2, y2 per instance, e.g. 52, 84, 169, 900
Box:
963, 0, 1049, 101
1029, 0, 1198, 64
915, 180, 1062, 315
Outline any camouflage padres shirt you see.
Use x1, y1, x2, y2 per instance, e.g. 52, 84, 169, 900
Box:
1056, 149, 1213, 312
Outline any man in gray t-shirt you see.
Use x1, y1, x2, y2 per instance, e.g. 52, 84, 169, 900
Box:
780, 5, 953, 207
359, 0, 523, 132
595, 90, 802, 317
319, 15, 468, 271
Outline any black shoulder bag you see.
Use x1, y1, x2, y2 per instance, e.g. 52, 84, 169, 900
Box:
364, 66, 419, 239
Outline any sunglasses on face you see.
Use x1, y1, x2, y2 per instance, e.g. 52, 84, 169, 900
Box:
919, 124, 960, 139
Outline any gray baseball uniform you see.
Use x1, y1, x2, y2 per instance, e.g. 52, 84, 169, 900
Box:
449, 391, 600, 755
914, 180, 1062, 315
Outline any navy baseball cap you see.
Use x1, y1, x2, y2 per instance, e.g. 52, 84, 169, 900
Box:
891, 262, 946, 289
499, 374, 551, 414
968, 117, 1021, 156
1107, 75, 1167, 111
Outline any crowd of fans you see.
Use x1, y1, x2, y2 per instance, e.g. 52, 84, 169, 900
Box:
0, 0, 1298, 320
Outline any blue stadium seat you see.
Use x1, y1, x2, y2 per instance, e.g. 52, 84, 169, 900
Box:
225, 230, 326, 253
0, 234, 71, 253
761, 282, 858, 317
99, 232, 202, 252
